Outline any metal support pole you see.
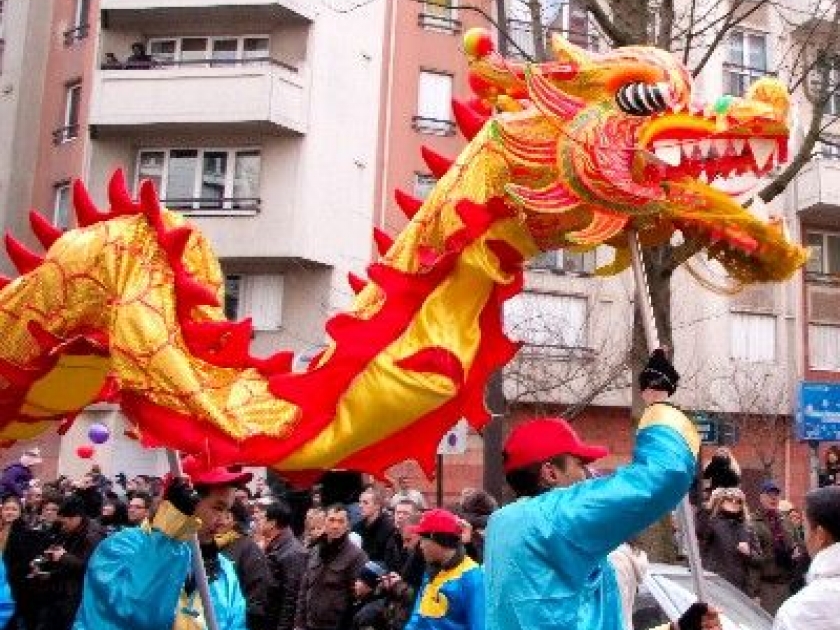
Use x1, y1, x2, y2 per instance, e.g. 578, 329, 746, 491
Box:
628, 233, 707, 602
436, 454, 444, 507
166, 450, 220, 630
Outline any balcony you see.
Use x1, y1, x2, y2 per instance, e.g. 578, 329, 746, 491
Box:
795, 158, 840, 227
89, 58, 308, 135
100, 0, 312, 29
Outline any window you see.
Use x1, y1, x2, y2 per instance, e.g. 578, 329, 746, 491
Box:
53, 182, 72, 229
818, 136, 840, 159
414, 71, 454, 135
504, 292, 588, 348
64, 0, 90, 46
806, 231, 840, 276
419, 0, 460, 32
724, 30, 768, 97
529, 249, 597, 275
148, 36, 271, 66
730, 312, 776, 362
413, 173, 437, 200
224, 274, 283, 330
53, 82, 81, 144
136, 148, 261, 213
809, 324, 840, 371
506, 0, 598, 60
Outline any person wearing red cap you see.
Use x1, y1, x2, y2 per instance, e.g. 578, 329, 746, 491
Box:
72, 457, 251, 629
404, 508, 484, 630
484, 351, 719, 630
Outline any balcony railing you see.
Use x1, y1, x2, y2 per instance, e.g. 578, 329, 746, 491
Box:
162, 197, 260, 213
412, 116, 455, 136
101, 56, 298, 73
52, 125, 80, 145
418, 11, 462, 33
63, 24, 89, 47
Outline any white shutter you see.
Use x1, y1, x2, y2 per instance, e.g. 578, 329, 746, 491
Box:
241, 274, 283, 331
810, 324, 840, 371
504, 293, 587, 347
417, 71, 453, 121
730, 312, 776, 362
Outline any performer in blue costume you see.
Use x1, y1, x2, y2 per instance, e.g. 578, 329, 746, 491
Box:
0, 552, 15, 627
73, 458, 250, 630
484, 350, 719, 630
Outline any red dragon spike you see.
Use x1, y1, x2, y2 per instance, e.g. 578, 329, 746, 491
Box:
4, 234, 44, 274
347, 272, 367, 294
108, 169, 139, 216
0, 276, 10, 289
452, 98, 489, 141
372, 228, 393, 257
138, 180, 161, 218
160, 226, 193, 262
28, 211, 63, 250
394, 189, 423, 220
73, 180, 108, 227
420, 146, 454, 178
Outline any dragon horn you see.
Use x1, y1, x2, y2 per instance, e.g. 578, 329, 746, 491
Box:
108, 169, 137, 215
73, 180, 107, 227
29, 211, 63, 249
394, 189, 423, 220
348, 272, 367, 294
373, 228, 393, 256
452, 99, 488, 141
4, 234, 44, 274
420, 146, 454, 178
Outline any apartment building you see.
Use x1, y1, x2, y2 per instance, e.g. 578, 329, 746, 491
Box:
5, 0, 387, 480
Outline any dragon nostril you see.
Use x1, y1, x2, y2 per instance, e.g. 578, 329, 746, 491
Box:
616, 82, 672, 116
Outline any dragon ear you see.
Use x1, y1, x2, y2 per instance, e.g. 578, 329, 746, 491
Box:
550, 33, 589, 69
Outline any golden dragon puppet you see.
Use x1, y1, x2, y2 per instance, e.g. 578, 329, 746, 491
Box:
0, 30, 806, 478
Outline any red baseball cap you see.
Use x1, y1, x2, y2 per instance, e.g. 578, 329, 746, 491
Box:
412, 508, 461, 536
503, 417, 609, 473
182, 456, 252, 488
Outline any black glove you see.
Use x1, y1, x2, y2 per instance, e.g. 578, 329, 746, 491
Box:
675, 602, 709, 630
164, 476, 200, 516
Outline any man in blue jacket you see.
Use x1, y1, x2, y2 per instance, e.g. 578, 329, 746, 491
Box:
484, 350, 718, 630
73, 458, 249, 629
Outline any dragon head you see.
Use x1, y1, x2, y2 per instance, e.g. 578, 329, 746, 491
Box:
463, 29, 806, 283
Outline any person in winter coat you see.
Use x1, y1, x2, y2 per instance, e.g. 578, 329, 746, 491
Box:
0, 448, 42, 500
751, 480, 799, 614
702, 448, 741, 492
404, 509, 484, 630
31, 495, 105, 630
296, 504, 367, 630
818, 446, 840, 488
696, 487, 756, 594
349, 561, 389, 630
773, 486, 840, 629
353, 488, 396, 564
217, 499, 269, 630
261, 499, 306, 630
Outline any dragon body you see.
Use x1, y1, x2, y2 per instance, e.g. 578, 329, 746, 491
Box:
0, 32, 806, 477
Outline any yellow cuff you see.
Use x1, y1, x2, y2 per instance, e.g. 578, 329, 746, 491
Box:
151, 501, 201, 542
638, 403, 700, 456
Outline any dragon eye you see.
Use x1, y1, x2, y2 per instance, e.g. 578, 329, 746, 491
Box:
615, 82, 672, 116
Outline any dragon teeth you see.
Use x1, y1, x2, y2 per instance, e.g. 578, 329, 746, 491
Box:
698, 139, 712, 158
712, 139, 729, 156
748, 138, 776, 169
732, 138, 746, 155
681, 140, 698, 158
653, 142, 681, 166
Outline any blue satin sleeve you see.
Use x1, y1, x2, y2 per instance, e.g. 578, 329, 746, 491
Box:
534, 421, 696, 582
466, 567, 486, 630
214, 556, 247, 630
72, 527, 191, 630
0, 557, 15, 628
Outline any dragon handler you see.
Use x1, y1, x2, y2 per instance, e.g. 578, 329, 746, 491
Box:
484, 350, 719, 630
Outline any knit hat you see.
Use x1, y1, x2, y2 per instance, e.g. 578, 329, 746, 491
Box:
638, 349, 680, 396
357, 561, 387, 589
20, 448, 43, 468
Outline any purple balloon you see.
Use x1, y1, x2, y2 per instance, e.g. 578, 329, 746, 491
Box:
88, 423, 110, 444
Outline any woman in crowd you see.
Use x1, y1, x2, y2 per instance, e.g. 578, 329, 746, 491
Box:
819, 446, 840, 488
0, 497, 22, 555
97, 497, 129, 536
696, 487, 756, 594
302, 507, 327, 548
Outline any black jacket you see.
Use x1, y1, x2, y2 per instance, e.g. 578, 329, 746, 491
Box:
263, 529, 307, 630
353, 513, 395, 563
219, 532, 269, 630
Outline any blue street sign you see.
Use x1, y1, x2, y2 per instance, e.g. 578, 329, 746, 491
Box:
796, 382, 840, 442
692, 412, 718, 445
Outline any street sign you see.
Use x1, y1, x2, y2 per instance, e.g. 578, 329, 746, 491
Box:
796, 381, 840, 442
691, 412, 718, 445
437, 419, 469, 455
